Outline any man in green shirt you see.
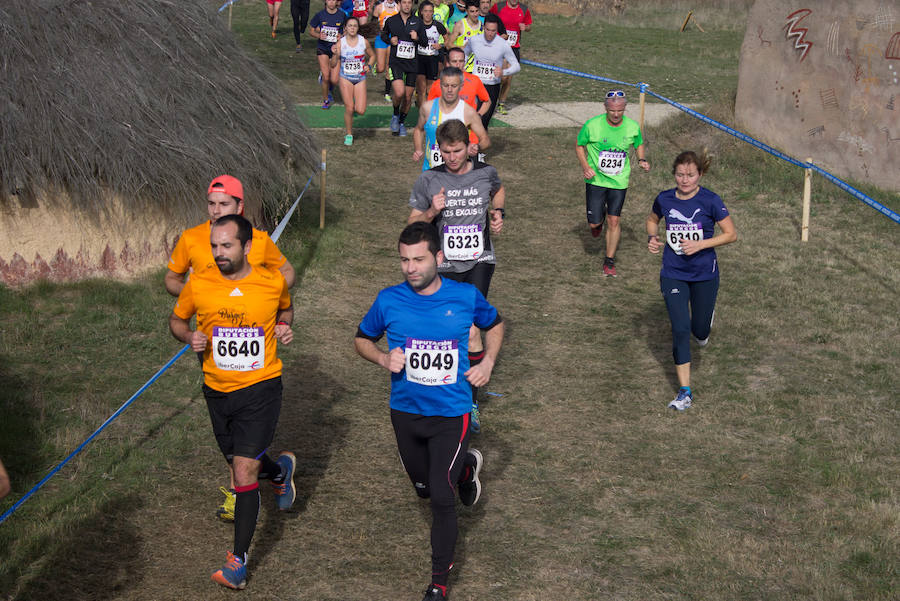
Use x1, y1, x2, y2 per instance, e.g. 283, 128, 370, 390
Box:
575, 90, 650, 277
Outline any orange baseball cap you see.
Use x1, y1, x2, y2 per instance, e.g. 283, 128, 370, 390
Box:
207, 174, 244, 200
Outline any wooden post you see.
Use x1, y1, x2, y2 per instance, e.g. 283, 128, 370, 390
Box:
801, 157, 812, 242
680, 11, 693, 32
319, 149, 327, 230
228, 3, 233, 30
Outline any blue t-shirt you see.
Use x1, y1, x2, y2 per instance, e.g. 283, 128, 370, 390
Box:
651, 186, 730, 281
310, 9, 346, 53
358, 278, 500, 417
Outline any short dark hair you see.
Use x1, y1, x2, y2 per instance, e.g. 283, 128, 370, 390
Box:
212, 213, 252, 247
418, 0, 434, 10
484, 13, 502, 28
399, 222, 441, 256
436, 119, 469, 147
465, 0, 479, 9
440, 66, 464, 84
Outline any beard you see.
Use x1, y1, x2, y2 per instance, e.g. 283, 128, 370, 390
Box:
216, 257, 238, 274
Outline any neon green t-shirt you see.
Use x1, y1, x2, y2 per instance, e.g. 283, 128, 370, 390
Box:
576, 114, 644, 189
433, 4, 450, 24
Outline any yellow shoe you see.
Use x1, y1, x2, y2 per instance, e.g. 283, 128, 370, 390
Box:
216, 486, 235, 522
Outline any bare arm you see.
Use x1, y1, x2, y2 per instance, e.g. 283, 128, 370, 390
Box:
466, 104, 490, 150
646, 212, 663, 254
489, 185, 505, 234
680, 215, 738, 256
164, 269, 186, 297
274, 305, 294, 345
408, 186, 446, 223
464, 320, 504, 387
634, 143, 650, 172
169, 312, 208, 352
413, 100, 432, 160
0, 458, 10, 499
278, 260, 296, 289
354, 337, 405, 373
575, 143, 595, 180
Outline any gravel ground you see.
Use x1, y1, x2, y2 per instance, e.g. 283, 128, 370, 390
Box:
496, 101, 688, 128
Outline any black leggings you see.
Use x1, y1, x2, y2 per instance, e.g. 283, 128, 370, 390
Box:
391, 409, 473, 577
291, 0, 311, 44
481, 83, 502, 130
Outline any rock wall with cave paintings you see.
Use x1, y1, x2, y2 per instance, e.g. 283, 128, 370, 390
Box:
735, 0, 899, 193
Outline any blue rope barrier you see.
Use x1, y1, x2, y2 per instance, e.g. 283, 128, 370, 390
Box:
521, 60, 900, 225
218, 0, 238, 13
0, 345, 190, 525
0, 176, 315, 525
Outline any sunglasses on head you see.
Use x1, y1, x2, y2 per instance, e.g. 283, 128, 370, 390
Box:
606, 90, 625, 98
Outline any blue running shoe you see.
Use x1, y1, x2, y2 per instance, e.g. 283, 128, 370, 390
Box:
211, 551, 247, 590
398, 123, 408, 137
668, 388, 693, 411
271, 451, 297, 510
470, 402, 481, 434
390, 115, 400, 134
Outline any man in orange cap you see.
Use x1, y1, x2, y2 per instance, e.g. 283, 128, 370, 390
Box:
164, 175, 296, 522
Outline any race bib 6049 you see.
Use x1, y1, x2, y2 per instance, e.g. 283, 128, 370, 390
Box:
405, 338, 458, 386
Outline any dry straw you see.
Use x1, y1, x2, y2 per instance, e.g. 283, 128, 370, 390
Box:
0, 0, 320, 224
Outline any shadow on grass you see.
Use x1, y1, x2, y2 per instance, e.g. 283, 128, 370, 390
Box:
0, 365, 43, 498
249, 353, 350, 566
10, 494, 144, 601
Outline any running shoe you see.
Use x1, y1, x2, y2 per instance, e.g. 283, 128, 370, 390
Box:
422, 584, 448, 601
590, 224, 603, 238
496, 102, 508, 115
384, 93, 392, 102
216, 486, 236, 522
211, 551, 247, 590
322, 99, 331, 109
602, 262, 617, 277
344, 134, 354, 146
271, 451, 297, 510
668, 389, 693, 411
390, 115, 400, 134
470, 401, 481, 434
295, 43, 302, 53
694, 334, 709, 347
398, 123, 408, 137
271, 31, 276, 39
458, 448, 483, 507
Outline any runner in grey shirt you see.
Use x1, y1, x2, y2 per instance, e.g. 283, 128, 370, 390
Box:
408, 118, 506, 434
463, 13, 520, 129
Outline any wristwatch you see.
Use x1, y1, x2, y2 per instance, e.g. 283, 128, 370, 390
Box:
492, 208, 505, 218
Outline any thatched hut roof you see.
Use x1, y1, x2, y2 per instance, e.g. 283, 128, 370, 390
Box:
0, 0, 320, 225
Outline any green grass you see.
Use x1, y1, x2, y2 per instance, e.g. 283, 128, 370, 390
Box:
219, 1, 746, 105
1, 2, 899, 600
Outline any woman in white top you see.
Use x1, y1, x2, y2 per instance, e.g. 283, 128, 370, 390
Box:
330, 17, 376, 146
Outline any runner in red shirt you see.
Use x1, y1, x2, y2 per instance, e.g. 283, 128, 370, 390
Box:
489, 0, 532, 114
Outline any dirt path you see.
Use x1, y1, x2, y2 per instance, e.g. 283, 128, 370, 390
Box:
495, 101, 688, 128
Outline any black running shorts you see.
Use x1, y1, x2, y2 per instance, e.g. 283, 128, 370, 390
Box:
203, 376, 283, 460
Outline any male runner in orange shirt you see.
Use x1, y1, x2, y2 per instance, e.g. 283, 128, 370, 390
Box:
169, 214, 296, 590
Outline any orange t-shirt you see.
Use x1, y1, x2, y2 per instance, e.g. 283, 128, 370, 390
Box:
174, 267, 292, 393
427, 74, 489, 144
168, 221, 287, 277
428, 72, 490, 110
